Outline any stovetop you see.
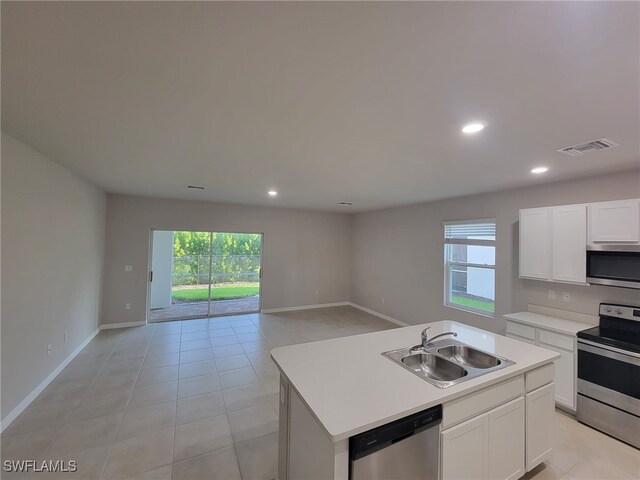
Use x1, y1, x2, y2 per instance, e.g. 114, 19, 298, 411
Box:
578, 325, 640, 354
577, 307, 640, 354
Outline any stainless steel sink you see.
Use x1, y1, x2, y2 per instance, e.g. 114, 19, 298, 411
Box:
382, 338, 515, 389
437, 345, 501, 369
401, 353, 467, 381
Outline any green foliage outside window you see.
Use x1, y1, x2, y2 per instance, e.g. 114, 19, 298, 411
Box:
171, 231, 261, 286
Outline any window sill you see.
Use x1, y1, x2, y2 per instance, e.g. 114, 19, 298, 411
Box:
444, 303, 495, 319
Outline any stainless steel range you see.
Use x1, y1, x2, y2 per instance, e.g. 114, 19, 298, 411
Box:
577, 303, 640, 448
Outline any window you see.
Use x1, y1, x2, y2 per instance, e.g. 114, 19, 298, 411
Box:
444, 220, 496, 316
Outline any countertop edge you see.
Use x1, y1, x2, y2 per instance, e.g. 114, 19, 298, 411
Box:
503, 312, 593, 335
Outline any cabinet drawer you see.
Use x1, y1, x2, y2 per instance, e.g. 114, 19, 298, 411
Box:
443, 376, 524, 428
525, 364, 555, 392
506, 321, 536, 340
539, 330, 574, 352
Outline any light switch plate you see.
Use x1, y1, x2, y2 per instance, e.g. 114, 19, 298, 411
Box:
124, 265, 133, 272
562, 292, 571, 302
548, 290, 556, 300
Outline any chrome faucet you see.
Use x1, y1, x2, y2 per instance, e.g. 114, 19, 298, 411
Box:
423, 328, 457, 347
411, 327, 458, 351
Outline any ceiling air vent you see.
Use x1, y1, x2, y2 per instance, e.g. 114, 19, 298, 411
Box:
557, 138, 618, 157
187, 185, 205, 190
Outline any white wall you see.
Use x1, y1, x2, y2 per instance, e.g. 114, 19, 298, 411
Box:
1, 133, 106, 421
102, 195, 351, 325
351, 170, 640, 333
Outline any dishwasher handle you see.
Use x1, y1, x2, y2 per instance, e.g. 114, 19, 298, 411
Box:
349, 405, 442, 461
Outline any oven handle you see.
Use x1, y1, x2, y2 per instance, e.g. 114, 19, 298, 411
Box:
578, 339, 640, 365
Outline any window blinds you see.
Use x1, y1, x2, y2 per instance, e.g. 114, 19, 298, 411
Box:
444, 221, 496, 244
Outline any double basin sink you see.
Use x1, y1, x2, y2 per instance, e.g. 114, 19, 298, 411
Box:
382, 338, 515, 389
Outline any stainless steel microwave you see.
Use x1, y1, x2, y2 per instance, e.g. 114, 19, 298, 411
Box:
586, 245, 640, 289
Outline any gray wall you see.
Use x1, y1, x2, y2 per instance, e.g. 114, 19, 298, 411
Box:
1, 133, 106, 420
351, 170, 640, 333
102, 195, 351, 325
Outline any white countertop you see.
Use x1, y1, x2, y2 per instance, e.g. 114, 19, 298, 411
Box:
270, 321, 559, 442
504, 311, 593, 335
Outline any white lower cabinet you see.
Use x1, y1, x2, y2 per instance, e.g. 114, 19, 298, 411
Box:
506, 319, 577, 411
488, 398, 525, 480
442, 397, 525, 480
540, 344, 573, 409
525, 383, 555, 471
442, 413, 489, 480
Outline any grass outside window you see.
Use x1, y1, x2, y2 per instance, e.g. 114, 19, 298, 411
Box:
450, 294, 494, 313
172, 284, 259, 302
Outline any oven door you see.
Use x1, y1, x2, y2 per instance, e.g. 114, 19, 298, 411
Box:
577, 340, 640, 416
586, 245, 640, 289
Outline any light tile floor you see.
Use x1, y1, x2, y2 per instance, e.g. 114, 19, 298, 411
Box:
1, 306, 395, 480
2, 306, 638, 479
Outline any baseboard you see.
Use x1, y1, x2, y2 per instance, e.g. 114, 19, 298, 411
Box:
99, 321, 146, 330
261, 302, 349, 314
0, 327, 100, 433
348, 302, 410, 327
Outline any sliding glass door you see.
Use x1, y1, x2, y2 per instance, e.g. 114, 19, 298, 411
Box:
209, 232, 262, 316
149, 230, 262, 322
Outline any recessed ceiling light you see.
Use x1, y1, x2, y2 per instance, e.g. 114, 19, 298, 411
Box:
531, 166, 549, 174
462, 122, 486, 134
268, 190, 278, 197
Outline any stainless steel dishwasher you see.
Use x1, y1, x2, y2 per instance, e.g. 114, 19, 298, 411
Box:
349, 405, 441, 480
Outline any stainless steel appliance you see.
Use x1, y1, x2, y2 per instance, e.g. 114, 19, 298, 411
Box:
586, 244, 640, 289
349, 405, 441, 480
577, 303, 640, 448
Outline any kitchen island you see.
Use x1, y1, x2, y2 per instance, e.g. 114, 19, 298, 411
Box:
271, 320, 560, 480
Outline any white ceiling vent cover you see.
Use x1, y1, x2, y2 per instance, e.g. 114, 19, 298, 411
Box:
557, 138, 619, 157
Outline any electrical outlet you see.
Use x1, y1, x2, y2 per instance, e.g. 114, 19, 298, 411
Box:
381, 297, 385, 304
125, 303, 131, 310
124, 265, 133, 272
548, 290, 556, 300
64, 332, 68, 343
47, 344, 53, 355
315, 290, 319, 296
563, 292, 571, 302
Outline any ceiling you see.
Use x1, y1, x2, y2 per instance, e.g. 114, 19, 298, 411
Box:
2, 2, 639, 212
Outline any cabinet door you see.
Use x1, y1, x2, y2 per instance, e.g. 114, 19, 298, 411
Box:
525, 383, 555, 471
539, 343, 574, 410
520, 208, 551, 280
488, 397, 525, 480
552, 205, 587, 283
442, 414, 488, 480
589, 199, 639, 243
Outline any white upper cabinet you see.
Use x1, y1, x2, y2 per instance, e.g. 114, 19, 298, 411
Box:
589, 199, 640, 243
519, 208, 550, 280
551, 205, 587, 283
520, 199, 638, 285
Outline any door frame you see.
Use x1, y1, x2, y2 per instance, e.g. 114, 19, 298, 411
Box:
146, 229, 263, 323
